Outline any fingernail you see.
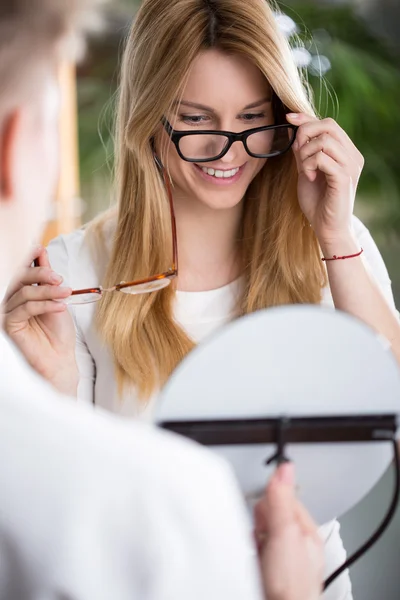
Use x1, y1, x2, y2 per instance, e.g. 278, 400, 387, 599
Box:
286, 113, 299, 120
50, 272, 63, 284
277, 462, 295, 486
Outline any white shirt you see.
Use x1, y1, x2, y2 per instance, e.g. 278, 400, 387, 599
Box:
47, 214, 397, 600
0, 332, 264, 600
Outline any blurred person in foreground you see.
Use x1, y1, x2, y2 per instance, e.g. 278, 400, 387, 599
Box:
0, 2, 323, 600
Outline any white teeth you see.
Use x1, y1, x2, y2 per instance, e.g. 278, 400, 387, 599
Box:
201, 167, 240, 179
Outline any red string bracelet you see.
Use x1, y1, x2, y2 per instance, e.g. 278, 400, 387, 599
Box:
322, 248, 363, 262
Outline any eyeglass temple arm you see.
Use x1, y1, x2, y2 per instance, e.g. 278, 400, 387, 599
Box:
163, 168, 178, 275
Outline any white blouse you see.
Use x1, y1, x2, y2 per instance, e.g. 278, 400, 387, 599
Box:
47, 214, 397, 600
47, 215, 398, 419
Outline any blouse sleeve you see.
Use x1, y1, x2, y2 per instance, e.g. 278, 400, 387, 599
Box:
319, 519, 353, 600
353, 216, 399, 319
47, 234, 96, 406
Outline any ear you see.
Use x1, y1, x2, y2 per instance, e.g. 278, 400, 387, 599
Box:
0, 110, 21, 200
150, 136, 164, 170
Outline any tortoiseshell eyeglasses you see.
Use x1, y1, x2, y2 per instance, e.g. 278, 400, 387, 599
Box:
66, 171, 177, 305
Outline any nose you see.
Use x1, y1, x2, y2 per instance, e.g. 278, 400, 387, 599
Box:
218, 139, 246, 166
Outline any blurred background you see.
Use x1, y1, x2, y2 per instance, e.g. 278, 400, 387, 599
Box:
57, 1, 400, 597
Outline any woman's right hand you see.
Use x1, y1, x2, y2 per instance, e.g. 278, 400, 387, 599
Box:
2, 246, 79, 396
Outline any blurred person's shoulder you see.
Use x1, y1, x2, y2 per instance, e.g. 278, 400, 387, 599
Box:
1, 330, 260, 599
47, 207, 117, 290
0, 328, 241, 510
0, 332, 238, 492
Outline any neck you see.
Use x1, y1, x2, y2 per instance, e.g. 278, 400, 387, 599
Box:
173, 192, 243, 292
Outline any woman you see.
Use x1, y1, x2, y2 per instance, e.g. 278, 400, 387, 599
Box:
4, 0, 400, 597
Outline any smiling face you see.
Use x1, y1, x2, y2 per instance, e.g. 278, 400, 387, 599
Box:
156, 48, 273, 211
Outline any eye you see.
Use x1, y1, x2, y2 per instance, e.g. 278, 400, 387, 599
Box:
240, 112, 266, 121
179, 115, 210, 126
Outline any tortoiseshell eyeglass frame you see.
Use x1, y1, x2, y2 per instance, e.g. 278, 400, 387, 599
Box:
68, 170, 177, 304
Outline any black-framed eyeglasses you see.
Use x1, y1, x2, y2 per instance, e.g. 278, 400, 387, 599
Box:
162, 117, 298, 163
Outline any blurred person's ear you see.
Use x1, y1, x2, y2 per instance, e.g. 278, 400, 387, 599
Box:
0, 110, 20, 200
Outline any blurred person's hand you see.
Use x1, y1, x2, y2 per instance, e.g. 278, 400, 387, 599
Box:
255, 463, 324, 600
2, 246, 78, 396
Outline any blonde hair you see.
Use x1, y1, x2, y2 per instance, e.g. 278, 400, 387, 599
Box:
91, 0, 327, 400
0, 0, 103, 108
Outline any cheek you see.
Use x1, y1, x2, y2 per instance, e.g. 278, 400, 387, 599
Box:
253, 158, 268, 176
32, 81, 61, 204
165, 141, 192, 182
41, 118, 60, 191
18, 120, 60, 244
34, 121, 60, 213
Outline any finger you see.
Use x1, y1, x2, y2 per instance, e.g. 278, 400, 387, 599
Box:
262, 465, 296, 535
4, 259, 63, 303
301, 150, 343, 183
5, 284, 72, 314
3, 274, 25, 304
294, 499, 321, 541
288, 114, 351, 151
254, 496, 268, 536
3, 268, 65, 306
27, 244, 45, 265
300, 118, 363, 168
286, 112, 318, 127
276, 462, 295, 485
35, 247, 52, 286
254, 463, 295, 534
21, 266, 63, 287
25, 245, 47, 268
5, 300, 67, 326
35, 246, 51, 268
299, 134, 347, 168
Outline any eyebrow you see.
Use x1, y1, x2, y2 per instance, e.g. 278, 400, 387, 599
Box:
173, 97, 272, 113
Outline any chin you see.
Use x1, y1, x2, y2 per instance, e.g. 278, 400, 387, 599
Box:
198, 194, 244, 211
192, 180, 250, 211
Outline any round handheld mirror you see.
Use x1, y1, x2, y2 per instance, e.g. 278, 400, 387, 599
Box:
155, 305, 400, 524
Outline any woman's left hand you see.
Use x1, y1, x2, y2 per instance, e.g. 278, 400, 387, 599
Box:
286, 113, 364, 244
